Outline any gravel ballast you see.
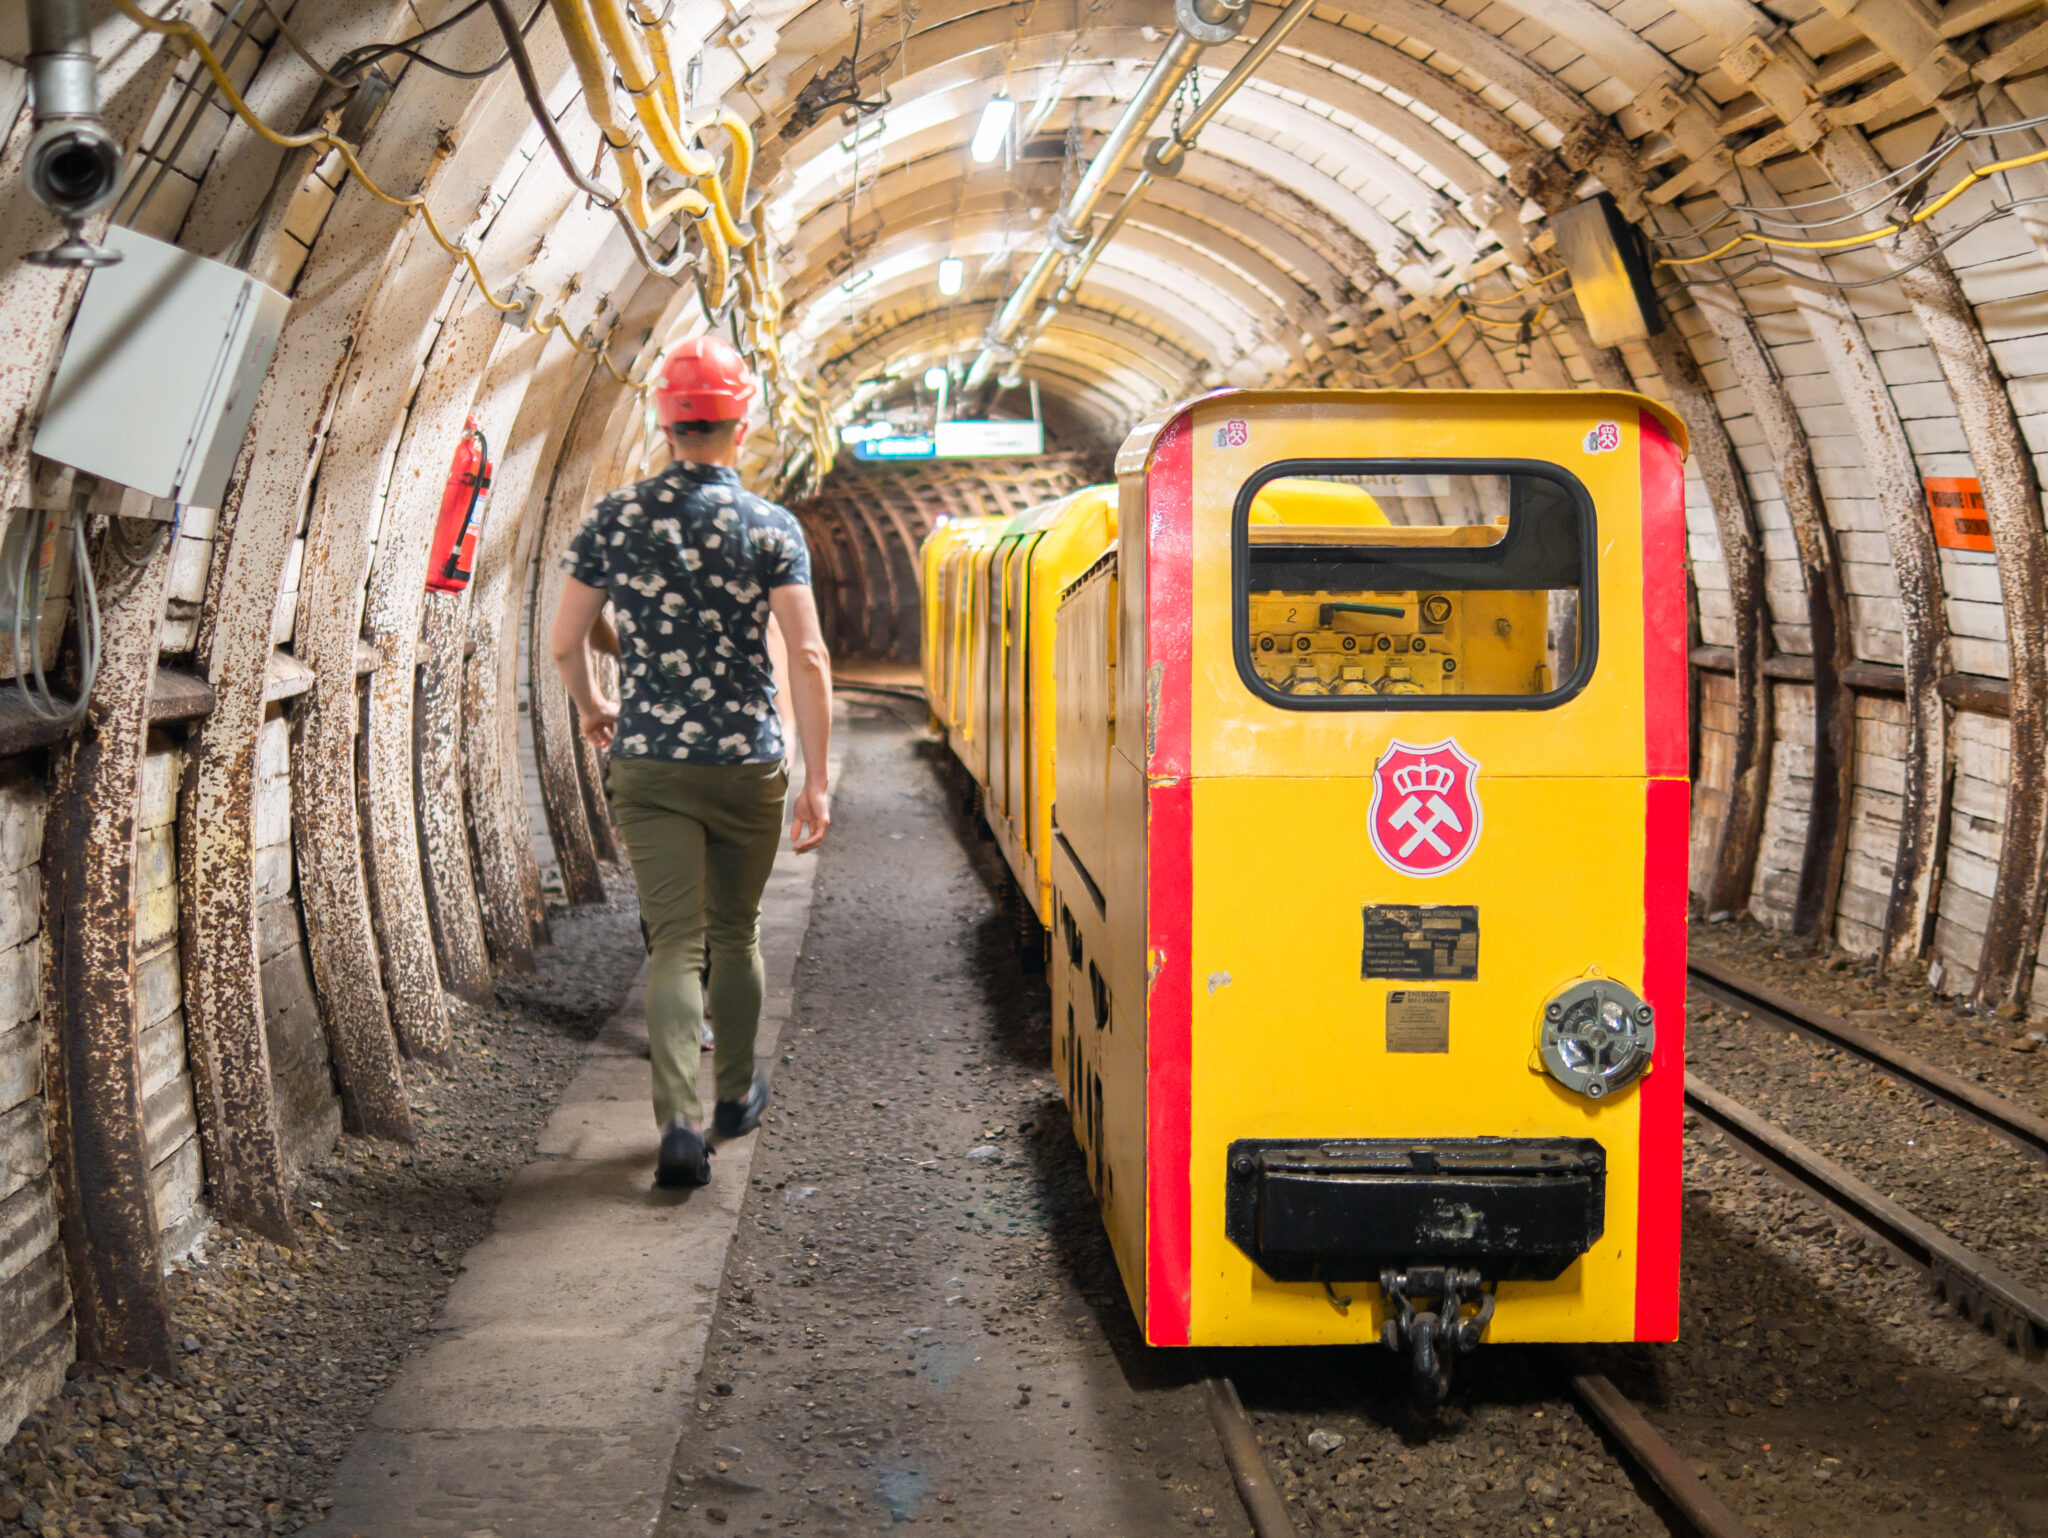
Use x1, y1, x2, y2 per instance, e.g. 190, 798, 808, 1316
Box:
1690, 921, 2048, 1111
660, 702, 1244, 1537
0, 891, 647, 1538
1688, 992, 2048, 1296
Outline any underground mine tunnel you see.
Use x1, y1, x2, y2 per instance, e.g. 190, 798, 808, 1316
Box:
3, 0, 2048, 1532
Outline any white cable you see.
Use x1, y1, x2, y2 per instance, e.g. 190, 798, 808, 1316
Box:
10, 494, 102, 727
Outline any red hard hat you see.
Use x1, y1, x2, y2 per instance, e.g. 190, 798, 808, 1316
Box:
653, 335, 757, 425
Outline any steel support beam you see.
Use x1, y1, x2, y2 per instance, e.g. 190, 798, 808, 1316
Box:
1646, 320, 1775, 918
1692, 289, 1856, 939
362, 286, 504, 1017
42, 519, 177, 1375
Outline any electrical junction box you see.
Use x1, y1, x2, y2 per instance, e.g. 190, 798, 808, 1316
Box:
33, 225, 290, 517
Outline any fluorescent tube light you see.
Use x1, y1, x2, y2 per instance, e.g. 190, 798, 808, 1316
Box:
970, 95, 1015, 164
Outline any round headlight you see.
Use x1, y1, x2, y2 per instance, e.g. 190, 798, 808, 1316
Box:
1538, 978, 1655, 1101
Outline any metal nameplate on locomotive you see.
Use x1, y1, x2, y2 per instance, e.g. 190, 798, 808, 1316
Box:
1385, 989, 1451, 1053
1361, 904, 1478, 980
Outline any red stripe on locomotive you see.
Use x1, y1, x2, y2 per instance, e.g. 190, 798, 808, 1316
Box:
1144, 413, 1197, 1345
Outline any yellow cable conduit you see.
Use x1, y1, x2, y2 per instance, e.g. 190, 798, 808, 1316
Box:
113, 0, 835, 480
1656, 141, 2048, 267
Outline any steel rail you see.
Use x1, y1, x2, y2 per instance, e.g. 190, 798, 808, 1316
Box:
1569, 1370, 1756, 1538
1203, 1376, 1298, 1537
1206, 1366, 1756, 1538
1688, 957, 2048, 1164
1686, 1073, 2048, 1359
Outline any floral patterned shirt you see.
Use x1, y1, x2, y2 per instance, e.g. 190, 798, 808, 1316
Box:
562, 459, 811, 763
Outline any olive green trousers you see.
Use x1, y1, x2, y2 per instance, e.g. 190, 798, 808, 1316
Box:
604, 756, 788, 1127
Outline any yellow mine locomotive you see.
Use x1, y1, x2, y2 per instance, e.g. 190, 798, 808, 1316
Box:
923, 391, 1690, 1396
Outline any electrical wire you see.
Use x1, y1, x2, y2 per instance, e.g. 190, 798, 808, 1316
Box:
329, 0, 490, 79
10, 493, 101, 729
1456, 267, 1568, 310
117, 0, 265, 226
1732, 134, 1967, 221
1721, 108, 2048, 232
109, 0, 836, 484
248, 0, 350, 87
1656, 137, 2048, 267
1719, 192, 2048, 292
113, 0, 526, 311
1348, 267, 1562, 371
335, 0, 549, 81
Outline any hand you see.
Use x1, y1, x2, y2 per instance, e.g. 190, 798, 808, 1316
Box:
790, 780, 831, 853
580, 703, 617, 752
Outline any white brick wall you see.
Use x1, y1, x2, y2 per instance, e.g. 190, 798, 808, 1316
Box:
0, 762, 69, 1448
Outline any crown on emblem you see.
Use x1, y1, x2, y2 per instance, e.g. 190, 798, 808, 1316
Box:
1391, 760, 1456, 797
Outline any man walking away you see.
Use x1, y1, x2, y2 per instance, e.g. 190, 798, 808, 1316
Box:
550, 336, 832, 1188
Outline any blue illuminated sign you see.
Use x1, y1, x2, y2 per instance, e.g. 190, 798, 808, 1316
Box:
852, 435, 937, 461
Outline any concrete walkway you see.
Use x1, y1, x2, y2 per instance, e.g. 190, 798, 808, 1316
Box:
305, 824, 825, 1538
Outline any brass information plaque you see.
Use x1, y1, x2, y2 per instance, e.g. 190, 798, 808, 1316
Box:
1385, 989, 1451, 1053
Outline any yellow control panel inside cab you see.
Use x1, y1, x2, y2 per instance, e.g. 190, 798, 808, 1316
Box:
1242, 472, 1579, 702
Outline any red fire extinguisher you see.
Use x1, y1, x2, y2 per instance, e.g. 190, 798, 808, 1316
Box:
426, 417, 492, 593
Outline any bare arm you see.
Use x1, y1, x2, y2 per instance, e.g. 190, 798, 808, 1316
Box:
549, 577, 618, 751
769, 583, 833, 853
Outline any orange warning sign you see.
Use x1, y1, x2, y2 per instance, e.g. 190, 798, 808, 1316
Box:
1926, 478, 1993, 552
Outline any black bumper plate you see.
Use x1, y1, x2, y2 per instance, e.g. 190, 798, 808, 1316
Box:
1224, 1137, 1607, 1282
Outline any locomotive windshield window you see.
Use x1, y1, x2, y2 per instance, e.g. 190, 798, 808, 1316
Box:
1231, 460, 1595, 711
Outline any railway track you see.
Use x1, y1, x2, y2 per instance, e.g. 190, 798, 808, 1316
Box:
1687, 958, 2048, 1359
1688, 957, 2048, 1164
1203, 1364, 1758, 1538
1684, 1071, 2048, 1359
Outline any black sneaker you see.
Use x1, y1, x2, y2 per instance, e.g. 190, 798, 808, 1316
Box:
712, 1072, 770, 1139
655, 1122, 712, 1187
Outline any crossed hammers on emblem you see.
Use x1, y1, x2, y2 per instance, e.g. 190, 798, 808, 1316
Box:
1388, 791, 1464, 858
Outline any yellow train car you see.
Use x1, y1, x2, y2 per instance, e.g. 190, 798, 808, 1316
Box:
925, 391, 1690, 1398
921, 490, 1118, 924
919, 513, 1008, 772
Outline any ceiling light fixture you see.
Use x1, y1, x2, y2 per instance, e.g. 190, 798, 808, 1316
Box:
970, 94, 1015, 164
937, 256, 964, 295
923, 365, 949, 390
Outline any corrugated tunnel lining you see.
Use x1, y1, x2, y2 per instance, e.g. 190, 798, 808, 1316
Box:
6, 0, 2048, 1452
792, 455, 1097, 659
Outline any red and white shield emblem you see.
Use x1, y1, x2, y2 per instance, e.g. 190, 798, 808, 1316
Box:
1368, 738, 1482, 877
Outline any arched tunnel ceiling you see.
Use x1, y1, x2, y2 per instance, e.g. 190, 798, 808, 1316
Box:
49, 0, 2028, 469
698, 0, 2015, 453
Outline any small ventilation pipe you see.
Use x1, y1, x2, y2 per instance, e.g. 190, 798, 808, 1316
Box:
23, 0, 126, 267
978, 0, 1319, 394
962, 0, 1248, 397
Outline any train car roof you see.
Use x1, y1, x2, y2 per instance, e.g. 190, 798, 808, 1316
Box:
1112, 390, 1690, 480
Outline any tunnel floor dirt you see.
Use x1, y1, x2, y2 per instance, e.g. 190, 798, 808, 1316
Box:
657, 698, 1245, 1538
0, 890, 650, 1538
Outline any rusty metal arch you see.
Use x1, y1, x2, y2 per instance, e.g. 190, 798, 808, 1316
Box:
1646, 320, 1773, 920
463, 334, 601, 969
361, 283, 502, 1014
